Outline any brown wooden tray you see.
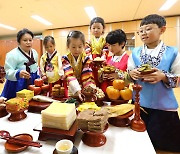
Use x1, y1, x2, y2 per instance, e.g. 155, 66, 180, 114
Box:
28, 100, 52, 113
33, 121, 78, 142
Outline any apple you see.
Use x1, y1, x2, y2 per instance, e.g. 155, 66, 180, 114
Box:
120, 88, 133, 100
34, 78, 44, 87
28, 85, 41, 95
41, 84, 50, 92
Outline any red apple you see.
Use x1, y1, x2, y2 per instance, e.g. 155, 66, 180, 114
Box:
28, 85, 41, 95
41, 84, 50, 92
34, 78, 44, 87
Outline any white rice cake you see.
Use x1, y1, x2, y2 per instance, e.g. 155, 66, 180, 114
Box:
41, 102, 76, 130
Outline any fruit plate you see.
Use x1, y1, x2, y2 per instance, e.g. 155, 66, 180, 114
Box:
110, 99, 128, 105
33, 121, 78, 142
5, 134, 33, 153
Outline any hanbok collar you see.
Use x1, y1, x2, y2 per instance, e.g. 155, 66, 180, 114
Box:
67, 52, 86, 81
18, 46, 31, 57
140, 40, 166, 67
91, 36, 105, 54
112, 51, 127, 62
47, 50, 57, 59
142, 41, 164, 58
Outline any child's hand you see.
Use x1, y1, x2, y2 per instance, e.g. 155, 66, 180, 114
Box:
20, 70, 31, 79
129, 69, 143, 80
142, 68, 167, 84
42, 75, 48, 82
77, 90, 83, 101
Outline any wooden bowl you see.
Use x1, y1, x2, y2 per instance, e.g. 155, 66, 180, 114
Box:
81, 124, 108, 147
6, 108, 28, 121
139, 69, 155, 75
5, 134, 33, 153
0, 105, 8, 118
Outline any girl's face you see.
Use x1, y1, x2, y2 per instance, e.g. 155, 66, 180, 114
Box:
68, 38, 84, 58
19, 33, 33, 53
138, 24, 165, 48
44, 41, 55, 54
107, 43, 125, 56
90, 22, 104, 38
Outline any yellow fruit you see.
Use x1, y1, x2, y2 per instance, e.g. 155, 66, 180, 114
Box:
120, 88, 133, 100
113, 79, 125, 90
106, 86, 120, 100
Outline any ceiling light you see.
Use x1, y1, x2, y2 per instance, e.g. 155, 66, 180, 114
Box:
31, 15, 52, 26
159, 0, 177, 11
0, 23, 16, 30
84, 6, 97, 20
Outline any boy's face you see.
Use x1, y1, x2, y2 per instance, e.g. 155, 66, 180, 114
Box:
138, 24, 165, 48
68, 38, 84, 58
90, 22, 104, 38
107, 43, 124, 55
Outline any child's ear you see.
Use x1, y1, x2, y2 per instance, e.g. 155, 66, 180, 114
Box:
160, 26, 166, 34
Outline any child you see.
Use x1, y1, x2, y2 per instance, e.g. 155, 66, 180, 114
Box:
40, 36, 67, 97
99, 29, 129, 92
128, 14, 180, 152
1, 28, 39, 100
85, 17, 108, 60
62, 31, 95, 100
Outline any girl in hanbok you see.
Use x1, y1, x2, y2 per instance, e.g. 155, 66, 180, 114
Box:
62, 31, 95, 100
99, 29, 129, 92
40, 36, 67, 97
1, 28, 39, 99
85, 17, 108, 60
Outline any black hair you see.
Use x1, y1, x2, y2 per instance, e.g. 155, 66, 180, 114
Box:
43, 36, 55, 46
106, 29, 127, 49
140, 14, 166, 28
67, 30, 85, 47
90, 17, 105, 29
17, 28, 34, 43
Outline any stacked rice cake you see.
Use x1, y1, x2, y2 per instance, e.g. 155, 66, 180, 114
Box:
16, 89, 34, 101
77, 109, 108, 132
41, 102, 76, 130
88, 109, 108, 132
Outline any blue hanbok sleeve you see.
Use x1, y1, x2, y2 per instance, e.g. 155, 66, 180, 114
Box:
4, 52, 21, 81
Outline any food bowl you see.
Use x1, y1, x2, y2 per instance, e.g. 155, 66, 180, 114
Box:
81, 124, 108, 147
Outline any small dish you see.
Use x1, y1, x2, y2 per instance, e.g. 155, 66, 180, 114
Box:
5, 133, 33, 153
53, 146, 78, 154
139, 69, 155, 75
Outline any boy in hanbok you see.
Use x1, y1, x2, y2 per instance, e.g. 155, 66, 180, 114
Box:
1, 28, 39, 99
40, 36, 67, 97
128, 14, 180, 152
99, 29, 129, 92
62, 31, 95, 100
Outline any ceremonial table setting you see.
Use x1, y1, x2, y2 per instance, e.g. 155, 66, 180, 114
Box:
0, 72, 156, 154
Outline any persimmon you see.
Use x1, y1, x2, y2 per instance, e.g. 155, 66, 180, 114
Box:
120, 88, 133, 100
113, 79, 125, 90
106, 86, 120, 100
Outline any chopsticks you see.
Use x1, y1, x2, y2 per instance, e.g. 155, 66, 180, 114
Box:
2, 136, 42, 148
